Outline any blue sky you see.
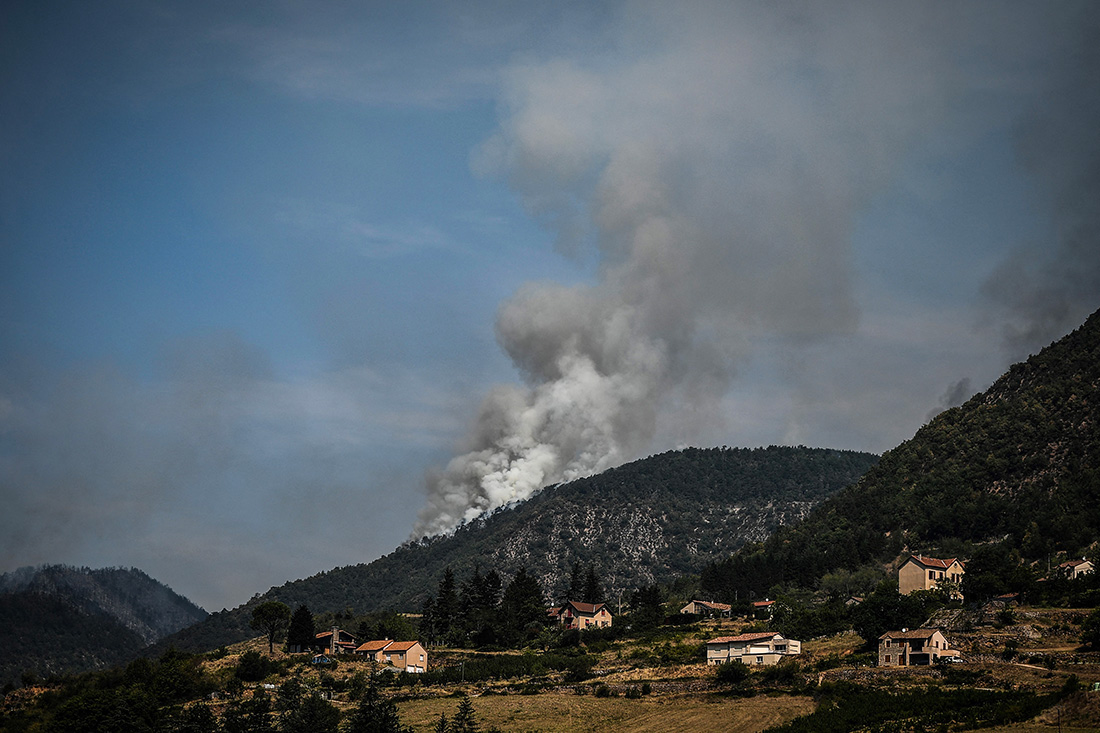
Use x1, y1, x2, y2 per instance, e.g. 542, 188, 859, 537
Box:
2, 1, 1098, 611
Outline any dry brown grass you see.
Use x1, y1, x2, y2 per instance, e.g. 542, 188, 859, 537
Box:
396, 691, 815, 733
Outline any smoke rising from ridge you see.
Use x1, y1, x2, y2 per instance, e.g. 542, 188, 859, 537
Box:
413, 2, 1100, 537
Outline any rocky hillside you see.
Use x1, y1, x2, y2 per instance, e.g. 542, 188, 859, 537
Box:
158, 445, 877, 653
0, 565, 206, 685
703, 308, 1100, 600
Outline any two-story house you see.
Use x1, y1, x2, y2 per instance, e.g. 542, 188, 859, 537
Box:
554, 601, 613, 630
355, 639, 428, 673
898, 555, 965, 598
878, 628, 959, 666
706, 632, 801, 666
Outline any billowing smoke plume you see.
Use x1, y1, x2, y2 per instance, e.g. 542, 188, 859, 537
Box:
413, 2, 1100, 537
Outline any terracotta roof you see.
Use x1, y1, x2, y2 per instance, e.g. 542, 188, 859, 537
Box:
384, 641, 420, 652
355, 640, 393, 653
907, 555, 961, 570
708, 632, 780, 644
879, 628, 938, 640
694, 600, 732, 611
752, 600, 775, 607
1060, 559, 1090, 568
563, 601, 609, 615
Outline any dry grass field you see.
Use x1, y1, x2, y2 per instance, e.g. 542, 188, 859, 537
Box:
396, 691, 816, 733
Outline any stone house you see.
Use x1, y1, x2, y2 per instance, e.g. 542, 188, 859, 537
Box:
878, 628, 959, 666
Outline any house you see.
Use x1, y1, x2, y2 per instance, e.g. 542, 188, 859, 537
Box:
314, 627, 359, 654
680, 600, 732, 617
752, 600, 775, 619
898, 555, 965, 598
1059, 559, 1094, 579
878, 628, 959, 667
355, 639, 428, 673
554, 601, 613, 630
706, 632, 801, 666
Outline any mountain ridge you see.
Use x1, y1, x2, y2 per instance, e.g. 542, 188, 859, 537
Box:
0, 565, 207, 685
702, 308, 1100, 600
156, 445, 877, 653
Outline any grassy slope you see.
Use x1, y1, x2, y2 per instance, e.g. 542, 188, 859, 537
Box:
396, 694, 815, 733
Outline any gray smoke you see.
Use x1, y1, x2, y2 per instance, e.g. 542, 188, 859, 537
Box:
981, 18, 1100, 359
413, 1, 1100, 537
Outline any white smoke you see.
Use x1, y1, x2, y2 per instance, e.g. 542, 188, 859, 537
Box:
412, 1, 1098, 537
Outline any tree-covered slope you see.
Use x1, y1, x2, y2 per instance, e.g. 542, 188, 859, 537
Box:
703, 308, 1100, 600
0, 566, 207, 685
158, 446, 877, 653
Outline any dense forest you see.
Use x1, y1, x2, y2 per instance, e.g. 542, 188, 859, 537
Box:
0, 566, 207, 687
154, 445, 877, 654
702, 308, 1100, 603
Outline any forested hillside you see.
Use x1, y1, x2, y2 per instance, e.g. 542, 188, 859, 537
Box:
0, 566, 207, 686
703, 308, 1100, 602
157, 446, 876, 653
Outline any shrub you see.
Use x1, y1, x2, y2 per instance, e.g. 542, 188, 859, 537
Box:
714, 661, 750, 686
234, 651, 271, 682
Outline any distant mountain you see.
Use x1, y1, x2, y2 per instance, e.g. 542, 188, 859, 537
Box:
0, 565, 206, 685
158, 446, 877, 653
702, 308, 1100, 600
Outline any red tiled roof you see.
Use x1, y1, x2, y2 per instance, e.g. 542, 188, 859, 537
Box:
355, 640, 392, 653
695, 600, 732, 611
708, 632, 780, 644
752, 600, 775, 607
563, 601, 609, 615
1060, 559, 1089, 568
907, 555, 961, 570
385, 641, 420, 652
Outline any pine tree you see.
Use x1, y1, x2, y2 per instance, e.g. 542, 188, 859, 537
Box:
435, 568, 460, 642
500, 567, 546, 645
583, 566, 604, 604
567, 562, 584, 602
346, 679, 411, 733
450, 694, 479, 733
286, 605, 315, 653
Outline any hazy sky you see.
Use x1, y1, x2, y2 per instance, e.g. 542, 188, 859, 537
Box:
2, 1, 1098, 611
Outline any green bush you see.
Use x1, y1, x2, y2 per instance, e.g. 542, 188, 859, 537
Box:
714, 661, 750, 686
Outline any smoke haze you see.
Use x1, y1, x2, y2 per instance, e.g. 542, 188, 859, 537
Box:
414, 2, 1100, 536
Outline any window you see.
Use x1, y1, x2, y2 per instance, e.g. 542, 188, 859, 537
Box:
756, 656, 763, 665
885, 655, 891, 664
884, 640, 891, 647
929, 570, 936, 580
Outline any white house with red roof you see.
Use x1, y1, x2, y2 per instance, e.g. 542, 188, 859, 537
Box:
554, 601, 613, 630
898, 555, 965, 598
1058, 559, 1094, 579
706, 632, 801, 666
